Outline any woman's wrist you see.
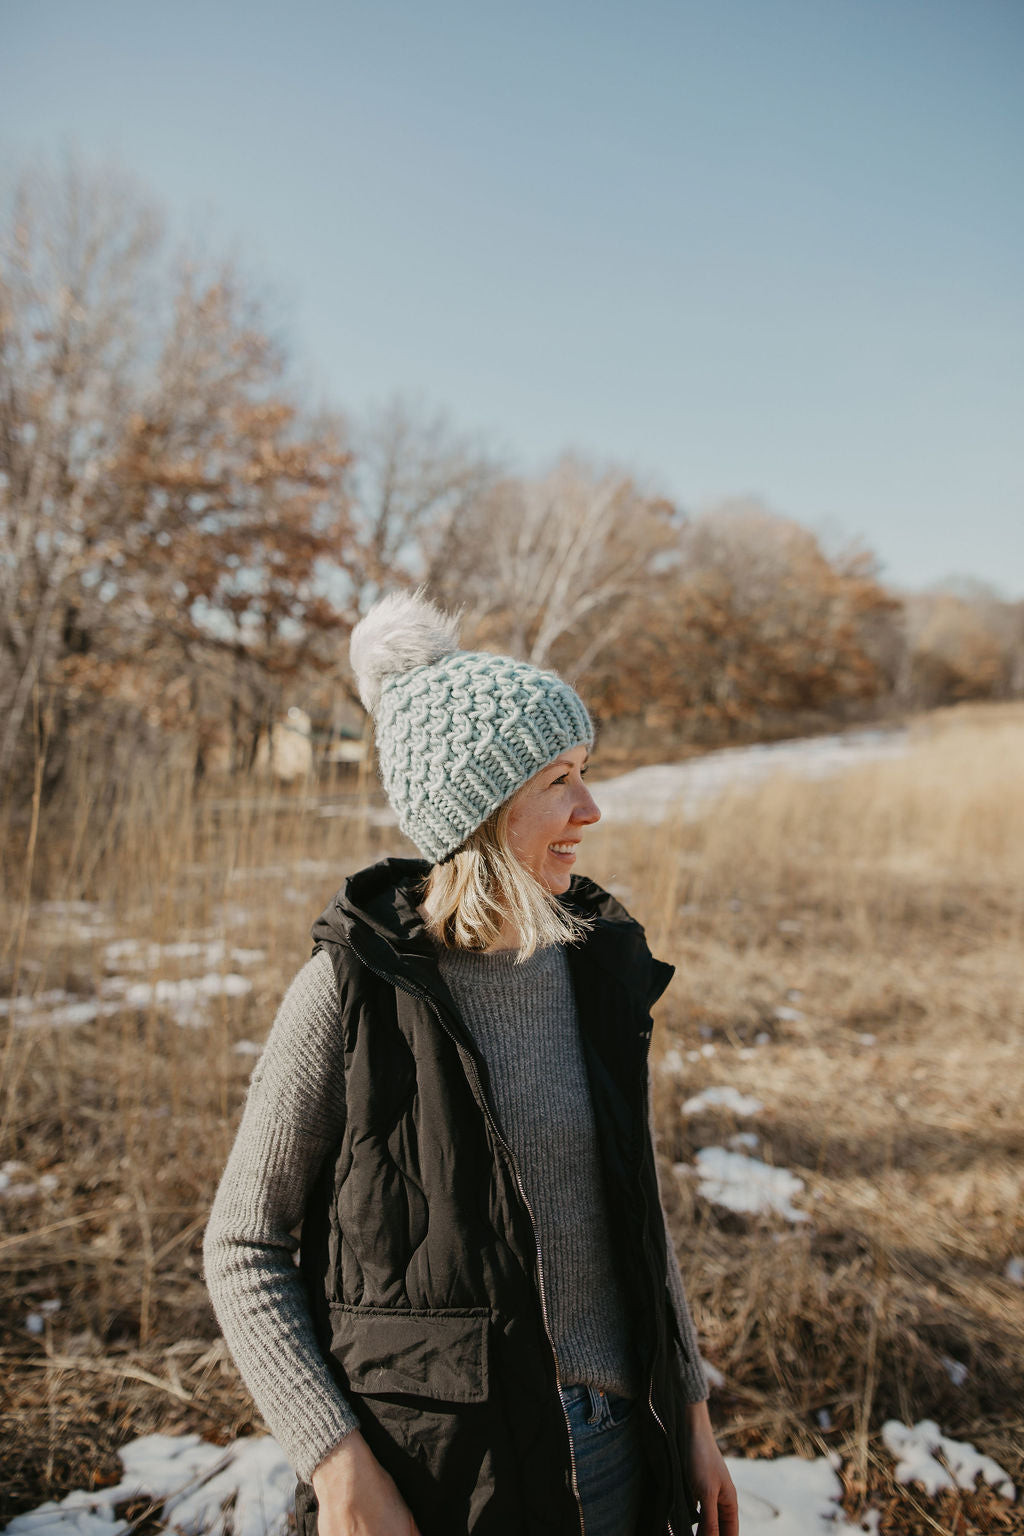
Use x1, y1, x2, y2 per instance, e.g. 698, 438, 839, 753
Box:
682, 1397, 716, 1434
311, 1428, 364, 1488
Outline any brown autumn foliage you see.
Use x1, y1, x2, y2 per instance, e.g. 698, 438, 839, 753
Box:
586, 504, 903, 739
903, 588, 1024, 707
0, 163, 352, 792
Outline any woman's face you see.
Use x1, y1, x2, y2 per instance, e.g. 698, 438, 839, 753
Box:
505, 744, 601, 895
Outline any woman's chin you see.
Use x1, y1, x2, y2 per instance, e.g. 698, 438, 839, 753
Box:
541, 865, 573, 895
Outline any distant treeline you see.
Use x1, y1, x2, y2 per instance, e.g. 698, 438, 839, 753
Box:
3, 161, 1022, 804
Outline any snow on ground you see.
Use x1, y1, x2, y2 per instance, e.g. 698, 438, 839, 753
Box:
724, 1452, 872, 1534
683, 1084, 764, 1117
672, 1067, 811, 1224
103, 939, 266, 971
103, 973, 253, 1027
24, 1299, 61, 1334
729, 1131, 760, 1150
0, 1161, 59, 1201
7, 974, 254, 1031
881, 1419, 1016, 1501
593, 726, 907, 824
0, 992, 125, 1030
34, 901, 119, 942
10, 1420, 1013, 1536
682, 1147, 810, 1224
5, 1434, 294, 1536
5, 935, 266, 1031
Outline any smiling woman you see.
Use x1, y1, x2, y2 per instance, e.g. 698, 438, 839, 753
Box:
203, 590, 739, 1536
506, 745, 600, 892
417, 744, 600, 958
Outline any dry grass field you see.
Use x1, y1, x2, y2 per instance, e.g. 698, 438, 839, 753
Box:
2, 703, 1022, 1533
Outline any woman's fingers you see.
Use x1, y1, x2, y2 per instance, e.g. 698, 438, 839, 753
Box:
718, 1479, 740, 1536
698, 1475, 740, 1536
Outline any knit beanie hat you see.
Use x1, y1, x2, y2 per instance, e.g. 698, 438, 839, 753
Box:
350, 590, 593, 863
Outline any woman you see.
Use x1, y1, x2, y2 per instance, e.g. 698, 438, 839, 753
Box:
204, 591, 739, 1536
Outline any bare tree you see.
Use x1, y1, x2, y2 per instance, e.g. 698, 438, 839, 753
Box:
342, 397, 497, 621
0, 160, 351, 787
434, 457, 679, 678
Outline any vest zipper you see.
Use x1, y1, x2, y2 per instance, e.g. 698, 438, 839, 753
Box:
347, 940, 587, 1536
636, 1082, 676, 1536
474, 1077, 586, 1536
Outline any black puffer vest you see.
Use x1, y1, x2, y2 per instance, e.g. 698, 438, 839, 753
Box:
295, 858, 698, 1536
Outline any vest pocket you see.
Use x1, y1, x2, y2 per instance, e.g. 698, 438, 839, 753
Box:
328, 1303, 490, 1404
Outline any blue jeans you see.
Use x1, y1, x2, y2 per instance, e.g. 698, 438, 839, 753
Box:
559, 1383, 644, 1536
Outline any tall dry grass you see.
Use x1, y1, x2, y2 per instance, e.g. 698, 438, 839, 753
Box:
2, 704, 1022, 1533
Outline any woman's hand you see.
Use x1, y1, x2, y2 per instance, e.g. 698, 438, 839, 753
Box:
311, 1430, 422, 1536
683, 1400, 740, 1536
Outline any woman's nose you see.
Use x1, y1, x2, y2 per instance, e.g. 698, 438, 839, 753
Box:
572, 784, 601, 825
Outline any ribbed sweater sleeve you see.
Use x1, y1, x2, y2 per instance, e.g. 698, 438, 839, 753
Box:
202, 950, 360, 1481
650, 1084, 710, 1403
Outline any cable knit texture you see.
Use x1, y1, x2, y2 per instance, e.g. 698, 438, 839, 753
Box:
374, 650, 593, 862
203, 946, 708, 1481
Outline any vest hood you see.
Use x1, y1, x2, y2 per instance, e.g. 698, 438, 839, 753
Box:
313, 856, 431, 951
311, 855, 674, 1008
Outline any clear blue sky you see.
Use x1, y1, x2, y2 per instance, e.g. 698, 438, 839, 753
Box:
3, 0, 1022, 596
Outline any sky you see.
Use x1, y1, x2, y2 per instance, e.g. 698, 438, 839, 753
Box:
2, 0, 1022, 597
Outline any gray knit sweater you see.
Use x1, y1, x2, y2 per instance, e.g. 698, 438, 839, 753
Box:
203, 944, 708, 1482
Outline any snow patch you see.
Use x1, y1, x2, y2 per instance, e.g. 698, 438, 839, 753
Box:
7, 952, 257, 1029
0, 1161, 58, 1200
882, 1418, 1015, 1500
594, 727, 908, 824
723, 1452, 867, 1533
5, 1433, 294, 1536
940, 1354, 968, 1388
36, 901, 118, 941
103, 939, 265, 971
729, 1131, 760, 1150
683, 1085, 764, 1117
104, 972, 253, 1027
682, 1147, 809, 1223
4, 991, 125, 1029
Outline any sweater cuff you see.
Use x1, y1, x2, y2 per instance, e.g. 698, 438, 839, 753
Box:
674, 1339, 710, 1404
294, 1403, 363, 1485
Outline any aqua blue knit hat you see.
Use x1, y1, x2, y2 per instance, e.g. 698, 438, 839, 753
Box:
350, 590, 593, 863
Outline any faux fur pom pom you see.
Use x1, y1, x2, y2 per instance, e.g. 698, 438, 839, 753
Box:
349, 589, 461, 713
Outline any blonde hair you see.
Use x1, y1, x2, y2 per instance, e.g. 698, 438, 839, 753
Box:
420, 789, 591, 961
